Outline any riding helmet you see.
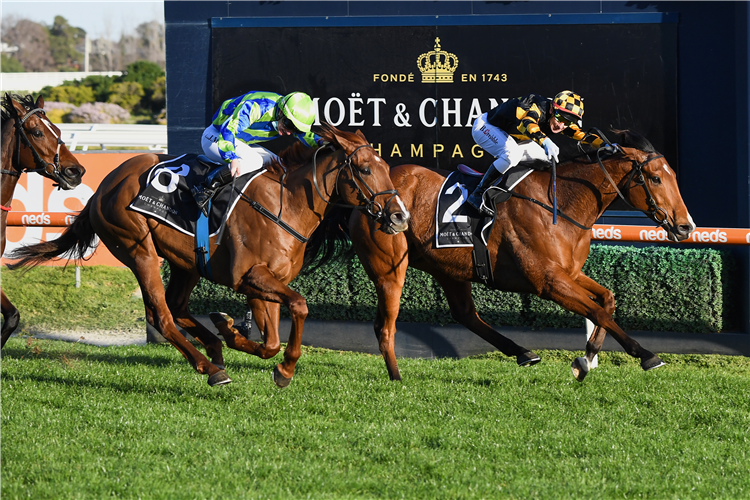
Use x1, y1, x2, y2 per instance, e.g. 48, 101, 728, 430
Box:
279, 92, 315, 133
552, 90, 584, 127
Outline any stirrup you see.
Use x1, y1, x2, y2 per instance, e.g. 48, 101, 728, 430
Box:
192, 186, 212, 217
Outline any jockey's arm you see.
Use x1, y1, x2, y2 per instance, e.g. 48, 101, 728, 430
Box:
563, 125, 605, 148
217, 101, 263, 162
516, 103, 548, 145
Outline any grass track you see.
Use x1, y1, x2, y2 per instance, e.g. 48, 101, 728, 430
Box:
2, 339, 749, 499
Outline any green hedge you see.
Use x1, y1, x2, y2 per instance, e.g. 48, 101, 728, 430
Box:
165, 245, 736, 334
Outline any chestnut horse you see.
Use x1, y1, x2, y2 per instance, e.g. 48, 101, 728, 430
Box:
1, 93, 86, 348
8, 124, 409, 386
345, 130, 694, 382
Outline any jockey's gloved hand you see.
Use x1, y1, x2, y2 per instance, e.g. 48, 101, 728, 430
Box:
542, 137, 560, 162
601, 143, 622, 155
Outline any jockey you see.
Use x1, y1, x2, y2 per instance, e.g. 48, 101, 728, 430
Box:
466, 90, 605, 215
192, 90, 321, 216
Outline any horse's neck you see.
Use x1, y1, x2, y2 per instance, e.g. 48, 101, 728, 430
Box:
561, 158, 631, 225
282, 153, 340, 233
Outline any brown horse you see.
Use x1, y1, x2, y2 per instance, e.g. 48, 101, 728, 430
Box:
1, 93, 86, 347
8, 124, 408, 386
345, 130, 694, 382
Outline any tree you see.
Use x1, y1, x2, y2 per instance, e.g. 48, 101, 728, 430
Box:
122, 60, 164, 90
1, 17, 55, 71
107, 81, 144, 111
48, 15, 85, 71
1, 53, 25, 72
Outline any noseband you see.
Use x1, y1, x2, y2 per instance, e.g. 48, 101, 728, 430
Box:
596, 149, 670, 228
2, 107, 66, 186
312, 144, 399, 223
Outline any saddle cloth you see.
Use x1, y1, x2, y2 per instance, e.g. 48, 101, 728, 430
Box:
435, 166, 493, 248
128, 153, 265, 237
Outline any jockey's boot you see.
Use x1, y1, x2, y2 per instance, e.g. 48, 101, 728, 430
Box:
191, 164, 233, 217
466, 164, 503, 215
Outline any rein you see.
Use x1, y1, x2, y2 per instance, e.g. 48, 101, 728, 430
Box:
515, 145, 669, 231
312, 144, 399, 224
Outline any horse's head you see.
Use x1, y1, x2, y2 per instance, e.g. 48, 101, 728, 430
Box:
3, 93, 85, 190
316, 124, 409, 234
608, 130, 694, 242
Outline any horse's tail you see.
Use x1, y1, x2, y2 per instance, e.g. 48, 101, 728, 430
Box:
6, 202, 98, 270
300, 205, 355, 275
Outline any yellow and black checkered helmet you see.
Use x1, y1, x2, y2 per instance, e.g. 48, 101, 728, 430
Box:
553, 90, 584, 127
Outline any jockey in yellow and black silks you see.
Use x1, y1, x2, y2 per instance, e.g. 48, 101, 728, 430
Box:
466, 90, 605, 215
192, 91, 321, 217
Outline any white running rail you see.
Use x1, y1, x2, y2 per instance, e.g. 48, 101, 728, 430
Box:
56, 123, 168, 152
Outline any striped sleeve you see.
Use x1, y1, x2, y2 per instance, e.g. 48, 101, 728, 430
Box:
217, 100, 262, 161
563, 125, 605, 148
516, 103, 547, 145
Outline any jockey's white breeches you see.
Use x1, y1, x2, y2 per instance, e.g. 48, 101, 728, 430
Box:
472, 113, 548, 175
201, 125, 280, 176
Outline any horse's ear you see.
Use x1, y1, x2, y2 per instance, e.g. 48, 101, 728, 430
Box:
355, 129, 367, 142
10, 95, 25, 118
35, 94, 45, 110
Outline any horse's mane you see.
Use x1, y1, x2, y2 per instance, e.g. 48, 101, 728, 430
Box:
1, 93, 37, 123
608, 128, 656, 153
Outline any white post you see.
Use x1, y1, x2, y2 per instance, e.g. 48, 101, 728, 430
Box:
585, 319, 599, 368
75, 266, 81, 289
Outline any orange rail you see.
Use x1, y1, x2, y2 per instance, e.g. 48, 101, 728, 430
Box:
7, 211, 78, 227
7, 213, 750, 246
591, 225, 750, 245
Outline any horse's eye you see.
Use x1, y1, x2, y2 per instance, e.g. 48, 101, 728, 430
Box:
360, 168, 371, 176
651, 176, 662, 185
31, 129, 44, 139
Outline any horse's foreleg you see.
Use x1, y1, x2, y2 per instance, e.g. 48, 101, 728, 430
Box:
541, 269, 664, 380
165, 267, 225, 369
237, 265, 306, 388
1, 289, 20, 348
436, 277, 540, 366
572, 274, 616, 375
351, 217, 409, 381
209, 299, 281, 360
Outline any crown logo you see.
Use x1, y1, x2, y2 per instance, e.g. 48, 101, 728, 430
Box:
417, 38, 459, 84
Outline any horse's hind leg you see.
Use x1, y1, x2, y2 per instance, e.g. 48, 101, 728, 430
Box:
236, 264, 308, 388
165, 267, 226, 369
435, 276, 540, 366
209, 299, 282, 360
110, 243, 230, 386
1, 289, 20, 348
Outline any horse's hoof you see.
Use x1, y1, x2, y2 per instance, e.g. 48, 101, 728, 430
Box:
208, 370, 232, 386
641, 354, 666, 371
272, 366, 293, 388
517, 351, 541, 366
571, 357, 589, 382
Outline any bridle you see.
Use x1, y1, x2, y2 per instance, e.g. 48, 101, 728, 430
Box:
595, 147, 670, 228
1, 106, 67, 186
312, 143, 399, 224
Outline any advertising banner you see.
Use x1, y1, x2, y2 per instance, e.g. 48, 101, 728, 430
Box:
2, 153, 139, 267
212, 23, 677, 172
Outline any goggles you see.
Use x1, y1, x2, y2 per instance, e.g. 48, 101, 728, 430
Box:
554, 111, 577, 127
280, 116, 299, 134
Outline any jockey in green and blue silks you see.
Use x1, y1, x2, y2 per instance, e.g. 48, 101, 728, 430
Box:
211, 90, 320, 165
193, 91, 320, 217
